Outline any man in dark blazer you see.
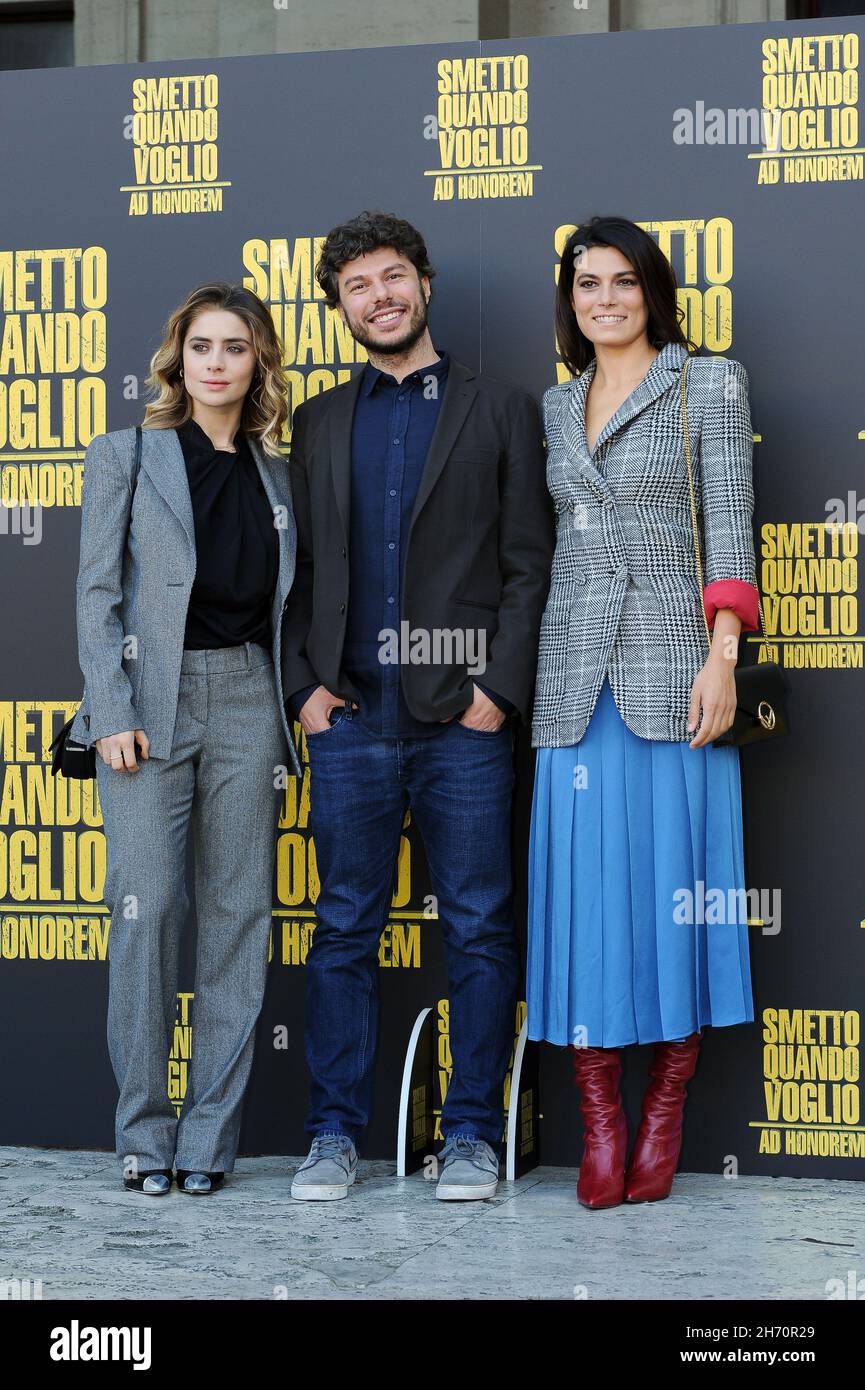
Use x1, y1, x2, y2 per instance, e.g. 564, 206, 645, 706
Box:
283, 211, 554, 1202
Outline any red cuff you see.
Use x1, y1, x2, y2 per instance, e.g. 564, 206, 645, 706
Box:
703, 579, 760, 631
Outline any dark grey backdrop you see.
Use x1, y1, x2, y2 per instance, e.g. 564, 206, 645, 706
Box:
0, 16, 862, 1179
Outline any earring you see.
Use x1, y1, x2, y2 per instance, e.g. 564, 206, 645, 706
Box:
179, 368, 184, 380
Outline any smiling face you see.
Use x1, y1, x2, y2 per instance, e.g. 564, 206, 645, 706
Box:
181, 308, 257, 410
335, 245, 430, 356
570, 244, 650, 350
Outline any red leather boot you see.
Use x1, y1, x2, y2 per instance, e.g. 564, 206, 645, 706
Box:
571, 1046, 628, 1209
624, 1030, 703, 1203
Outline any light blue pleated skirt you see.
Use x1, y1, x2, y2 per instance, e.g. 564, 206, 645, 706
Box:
527, 676, 754, 1047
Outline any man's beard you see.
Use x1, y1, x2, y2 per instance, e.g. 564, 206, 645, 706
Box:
347, 295, 429, 356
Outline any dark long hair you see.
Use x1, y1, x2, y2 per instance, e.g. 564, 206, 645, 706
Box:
555, 216, 696, 376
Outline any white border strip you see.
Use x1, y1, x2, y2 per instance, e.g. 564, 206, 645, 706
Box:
396, 1006, 432, 1177
505, 1017, 530, 1181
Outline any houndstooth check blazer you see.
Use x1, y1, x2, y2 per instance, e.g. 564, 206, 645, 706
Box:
531, 340, 759, 747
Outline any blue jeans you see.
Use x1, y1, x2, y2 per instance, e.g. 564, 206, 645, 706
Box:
304, 704, 518, 1149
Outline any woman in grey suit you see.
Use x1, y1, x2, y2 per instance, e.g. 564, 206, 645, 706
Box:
527, 217, 760, 1209
70, 282, 301, 1195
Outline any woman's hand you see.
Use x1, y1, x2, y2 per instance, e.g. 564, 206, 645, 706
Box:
687, 662, 736, 747
688, 608, 742, 748
95, 730, 150, 772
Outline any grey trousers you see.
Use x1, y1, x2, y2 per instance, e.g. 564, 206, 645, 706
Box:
96, 641, 287, 1174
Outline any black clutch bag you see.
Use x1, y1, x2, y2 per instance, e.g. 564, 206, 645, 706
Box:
680, 358, 789, 747
712, 660, 789, 746
49, 718, 96, 779
50, 425, 143, 779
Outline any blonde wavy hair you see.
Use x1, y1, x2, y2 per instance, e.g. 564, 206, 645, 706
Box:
142, 282, 287, 457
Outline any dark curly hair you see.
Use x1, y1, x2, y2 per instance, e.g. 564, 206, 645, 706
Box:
316, 210, 436, 309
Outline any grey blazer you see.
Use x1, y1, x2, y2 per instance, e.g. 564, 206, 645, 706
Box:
532, 341, 758, 748
69, 424, 302, 775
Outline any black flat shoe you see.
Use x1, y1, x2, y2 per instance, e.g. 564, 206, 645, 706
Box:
175, 1169, 225, 1195
123, 1168, 173, 1195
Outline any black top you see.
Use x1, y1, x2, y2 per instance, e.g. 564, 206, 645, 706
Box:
177, 416, 279, 650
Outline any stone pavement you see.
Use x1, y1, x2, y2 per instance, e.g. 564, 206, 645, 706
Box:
1, 1148, 862, 1300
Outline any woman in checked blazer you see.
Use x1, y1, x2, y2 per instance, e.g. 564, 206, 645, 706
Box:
70, 283, 300, 1197
527, 217, 761, 1210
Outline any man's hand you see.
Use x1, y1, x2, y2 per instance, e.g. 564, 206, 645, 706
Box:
459, 684, 506, 732
298, 685, 356, 734
95, 729, 150, 772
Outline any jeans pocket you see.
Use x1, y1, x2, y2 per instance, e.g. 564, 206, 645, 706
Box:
306, 706, 348, 739
454, 719, 506, 736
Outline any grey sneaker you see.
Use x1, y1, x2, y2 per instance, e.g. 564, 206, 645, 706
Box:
291, 1133, 358, 1201
436, 1136, 500, 1200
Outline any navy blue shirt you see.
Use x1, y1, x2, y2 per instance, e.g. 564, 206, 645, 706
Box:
291, 348, 512, 736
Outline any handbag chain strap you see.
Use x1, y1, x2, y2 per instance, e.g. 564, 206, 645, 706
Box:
680, 356, 765, 653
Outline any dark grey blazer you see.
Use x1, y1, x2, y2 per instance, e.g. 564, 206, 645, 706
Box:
282, 357, 555, 722
69, 424, 302, 775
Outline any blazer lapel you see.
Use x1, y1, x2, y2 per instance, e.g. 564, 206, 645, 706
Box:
409, 358, 478, 530
562, 365, 611, 503
248, 434, 293, 608
144, 427, 294, 610
326, 370, 365, 544
320, 356, 478, 543
591, 340, 688, 452
562, 341, 688, 499
142, 427, 196, 551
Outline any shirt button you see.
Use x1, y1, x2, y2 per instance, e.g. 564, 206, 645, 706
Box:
389, 489, 397, 497
615, 564, 628, 581
388, 542, 395, 550
339, 603, 346, 614
393, 438, 400, 445
387, 596, 395, 605
341, 547, 346, 558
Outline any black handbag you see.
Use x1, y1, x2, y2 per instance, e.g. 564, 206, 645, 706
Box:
50, 425, 143, 779
48, 720, 96, 778
680, 358, 789, 746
